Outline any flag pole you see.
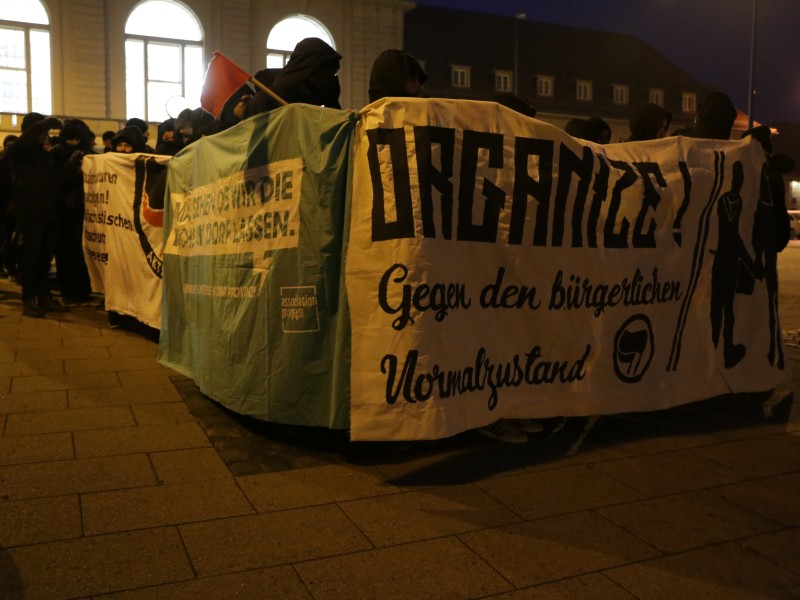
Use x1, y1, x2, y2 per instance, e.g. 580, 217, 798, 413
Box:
250, 78, 287, 106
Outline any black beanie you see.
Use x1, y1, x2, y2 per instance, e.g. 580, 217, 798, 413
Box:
21, 112, 46, 132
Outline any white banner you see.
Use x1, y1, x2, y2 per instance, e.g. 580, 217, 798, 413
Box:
347, 98, 791, 441
83, 153, 170, 329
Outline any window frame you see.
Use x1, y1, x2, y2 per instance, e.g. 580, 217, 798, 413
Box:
124, 1, 204, 122
536, 75, 553, 97
494, 70, 512, 93
649, 87, 664, 107
0, 9, 51, 114
612, 84, 629, 105
576, 79, 593, 102
451, 64, 470, 88
682, 91, 697, 113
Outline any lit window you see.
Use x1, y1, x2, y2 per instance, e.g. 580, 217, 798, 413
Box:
0, 0, 51, 114
613, 84, 629, 105
495, 70, 512, 93
451, 65, 470, 88
266, 15, 334, 68
682, 92, 697, 113
125, 0, 204, 122
536, 75, 553, 97
649, 88, 664, 107
576, 80, 592, 101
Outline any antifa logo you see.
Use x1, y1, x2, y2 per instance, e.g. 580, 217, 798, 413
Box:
613, 314, 654, 383
133, 156, 166, 279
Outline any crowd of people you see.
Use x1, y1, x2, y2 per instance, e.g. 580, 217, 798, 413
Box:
0, 37, 794, 441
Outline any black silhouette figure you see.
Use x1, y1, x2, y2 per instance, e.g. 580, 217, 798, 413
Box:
617, 329, 648, 376
710, 161, 758, 369
752, 166, 784, 369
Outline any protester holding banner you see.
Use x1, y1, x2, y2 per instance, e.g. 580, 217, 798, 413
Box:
111, 125, 147, 154
51, 119, 94, 305
4, 113, 68, 318
627, 102, 671, 141
367, 49, 428, 103
686, 91, 738, 140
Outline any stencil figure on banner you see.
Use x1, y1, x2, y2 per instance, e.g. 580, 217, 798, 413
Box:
2, 112, 69, 318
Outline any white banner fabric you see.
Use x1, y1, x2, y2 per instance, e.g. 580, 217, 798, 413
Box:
346, 98, 791, 441
82, 153, 169, 329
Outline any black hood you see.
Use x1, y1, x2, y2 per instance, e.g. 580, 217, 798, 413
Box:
629, 102, 672, 141
272, 37, 342, 108
691, 92, 737, 140
368, 49, 428, 103
111, 126, 146, 153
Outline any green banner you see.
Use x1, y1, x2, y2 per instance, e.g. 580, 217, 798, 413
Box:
158, 104, 355, 429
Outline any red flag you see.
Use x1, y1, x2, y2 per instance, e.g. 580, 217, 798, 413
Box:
200, 51, 252, 118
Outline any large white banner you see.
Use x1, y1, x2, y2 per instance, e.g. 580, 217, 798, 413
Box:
347, 98, 791, 441
83, 153, 169, 328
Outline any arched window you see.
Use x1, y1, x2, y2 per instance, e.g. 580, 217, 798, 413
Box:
266, 15, 334, 68
0, 0, 51, 114
125, 0, 203, 122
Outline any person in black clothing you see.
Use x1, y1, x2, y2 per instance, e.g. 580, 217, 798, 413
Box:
245, 37, 342, 117
368, 49, 427, 103
50, 119, 94, 305
112, 125, 147, 153
687, 91, 737, 140
5, 112, 68, 317
125, 118, 155, 152
101, 130, 115, 153
192, 83, 254, 141
627, 102, 671, 141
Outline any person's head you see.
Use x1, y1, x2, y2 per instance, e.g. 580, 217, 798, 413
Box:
59, 119, 95, 152
492, 92, 537, 118
3, 134, 18, 151
111, 126, 145, 153
273, 37, 342, 108
565, 118, 597, 142
102, 130, 115, 150
368, 49, 428, 103
125, 117, 150, 141
588, 116, 612, 144
691, 91, 737, 140
628, 102, 671, 141
21, 112, 51, 146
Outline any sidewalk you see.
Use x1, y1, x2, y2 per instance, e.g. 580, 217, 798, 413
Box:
1, 275, 799, 599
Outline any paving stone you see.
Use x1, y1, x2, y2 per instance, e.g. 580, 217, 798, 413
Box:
0, 390, 67, 413
0, 453, 156, 500
0, 527, 194, 599
741, 527, 800, 576
5, 405, 134, 436
132, 402, 196, 424
64, 333, 152, 347
0, 347, 14, 363
0, 376, 9, 394
488, 573, 638, 599
593, 449, 747, 496
294, 537, 512, 600
117, 369, 176, 387
2, 337, 61, 351
16, 345, 110, 361
108, 343, 159, 358
460, 512, 661, 588
475, 464, 643, 520
597, 490, 781, 553
339, 484, 521, 546
605, 540, 800, 599
179, 504, 372, 576
151, 448, 231, 484
64, 356, 162, 374
74, 422, 210, 457
713, 472, 800, 526
10, 371, 120, 394
0, 495, 82, 547
0, 360, 63, 377
0, 432, 73, 466
238, 464, 400, 511
693, 433, 800, 477
82, 479, 254, 534
69, 383, 182, 407
97, 565, 312, 599
14, 320, 68, 339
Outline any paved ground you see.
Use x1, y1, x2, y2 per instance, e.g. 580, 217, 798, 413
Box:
1, 249, 800, 599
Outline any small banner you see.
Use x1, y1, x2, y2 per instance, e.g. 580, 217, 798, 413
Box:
82, 152, 169, 328
346, 98, 791, 441
158, 104, 356, 429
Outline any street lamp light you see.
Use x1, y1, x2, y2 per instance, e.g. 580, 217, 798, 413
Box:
747, 0, 757, 129
514, 13, 527, 96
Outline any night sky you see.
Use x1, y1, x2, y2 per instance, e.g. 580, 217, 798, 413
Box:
414, 0, 800, 125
